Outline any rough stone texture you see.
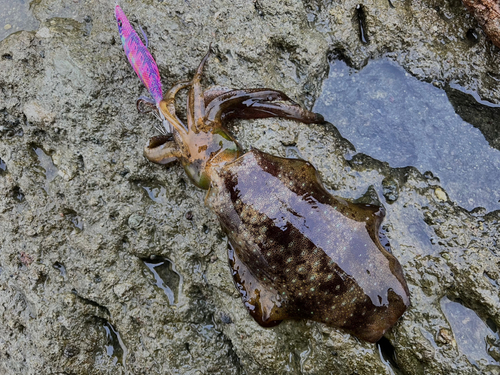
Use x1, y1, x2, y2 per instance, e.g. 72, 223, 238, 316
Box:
0, 0, 499, 374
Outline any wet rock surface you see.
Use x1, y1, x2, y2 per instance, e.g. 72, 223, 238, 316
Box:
462, 0, 500, 48
0, 0, 499, 374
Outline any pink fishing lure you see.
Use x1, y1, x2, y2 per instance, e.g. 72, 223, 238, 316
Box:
115, 4, 163, 104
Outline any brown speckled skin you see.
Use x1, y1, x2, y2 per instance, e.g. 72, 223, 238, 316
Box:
207, 150, 409, 342
142, 50, 410, 343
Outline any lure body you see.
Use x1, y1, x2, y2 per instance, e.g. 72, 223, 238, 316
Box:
138, 50, 410, 343
115, 5, 163, 105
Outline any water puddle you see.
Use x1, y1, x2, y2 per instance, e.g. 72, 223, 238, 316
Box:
68, 214, 83, 230
299, 345, 312, 373
101, 321, 128, 370
52, 261, 66, 278
195, 323, 220, 341
440, 296, 500, 367
32, 147, 59, 192
143, 257, 183, 305
377, 337, 401, 375
12, 186, 25, 202
285, 145, 303, 159
0, 0, 39, 42
314, 59, 500, 212
139, 183, 168, 205
63, 209, 83, 231
0, 157, 6, 175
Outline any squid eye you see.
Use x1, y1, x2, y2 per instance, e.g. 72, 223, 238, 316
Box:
118, 19, 123, 27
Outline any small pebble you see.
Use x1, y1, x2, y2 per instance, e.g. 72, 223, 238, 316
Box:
128, 214, 144, 229
434, 187, 447, 201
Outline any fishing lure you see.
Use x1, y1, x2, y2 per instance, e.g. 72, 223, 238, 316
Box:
115, 4, 170, 131
137, 49, 410, 343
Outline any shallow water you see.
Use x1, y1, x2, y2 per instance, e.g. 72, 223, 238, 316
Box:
143, 258, 183, 305
0, 0, 39, 41
102, 321, 128, 369
0, 157, 6, 173
440, 296, 500, 367
314, 59, 500, 212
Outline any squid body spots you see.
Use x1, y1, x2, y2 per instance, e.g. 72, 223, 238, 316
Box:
297, 266, 307, 274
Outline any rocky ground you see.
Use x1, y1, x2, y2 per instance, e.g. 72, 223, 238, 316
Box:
0, 0, 499, 374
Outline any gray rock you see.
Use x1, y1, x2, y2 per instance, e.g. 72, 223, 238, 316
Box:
0, 0, 499, 374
